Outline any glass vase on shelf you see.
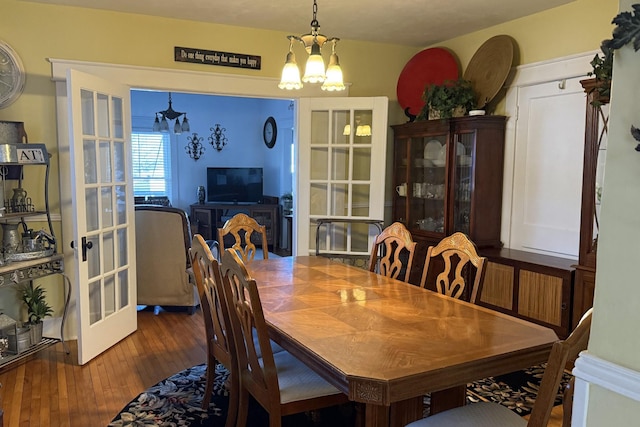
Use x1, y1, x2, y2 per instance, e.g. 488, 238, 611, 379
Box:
197, 185, 206, 204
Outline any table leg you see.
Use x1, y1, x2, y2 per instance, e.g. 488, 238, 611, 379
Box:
430, 385, 466, 415
364, 396, 422, 427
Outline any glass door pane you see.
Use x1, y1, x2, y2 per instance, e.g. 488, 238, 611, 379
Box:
310, 108, 375, 256
412, 134, 447, 235
453, 131, 475, 234
298, 97, 388, 259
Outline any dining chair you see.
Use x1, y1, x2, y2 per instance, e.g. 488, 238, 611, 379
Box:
188, 234, 238, 426
368, 221, 417, 282
218, 212, 269, 262
219, 248, 350, 427
419, 232, 486, 303
404, 308, 593, 427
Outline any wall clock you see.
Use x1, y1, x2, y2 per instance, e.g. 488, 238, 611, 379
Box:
0, 40, 26, 109
263, 116, 277, 149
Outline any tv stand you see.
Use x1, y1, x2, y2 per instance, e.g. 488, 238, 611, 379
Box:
190, 199, 279, 250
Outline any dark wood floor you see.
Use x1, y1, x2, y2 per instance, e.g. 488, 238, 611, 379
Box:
0, 304, 565, 427
0, 306, 207, 427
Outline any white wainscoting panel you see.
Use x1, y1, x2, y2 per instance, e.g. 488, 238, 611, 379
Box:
572, 351, 640, 426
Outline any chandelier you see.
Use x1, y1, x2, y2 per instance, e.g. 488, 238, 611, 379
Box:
278, 0, 345, 91
153, 92, 190, 134
209, 124, 228, 152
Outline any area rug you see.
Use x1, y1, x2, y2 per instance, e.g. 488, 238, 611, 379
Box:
109, 363, 571, 426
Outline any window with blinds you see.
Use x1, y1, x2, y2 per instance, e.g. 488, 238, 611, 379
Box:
131, 132, 172, 199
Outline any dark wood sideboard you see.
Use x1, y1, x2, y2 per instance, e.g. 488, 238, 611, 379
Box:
478, 248, 575, 339
190, 198, 280, 251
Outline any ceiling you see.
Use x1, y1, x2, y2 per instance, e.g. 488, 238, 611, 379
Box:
25, 0, 574, 46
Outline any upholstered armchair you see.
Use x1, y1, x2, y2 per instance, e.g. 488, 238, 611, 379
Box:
135, 205, 198, 313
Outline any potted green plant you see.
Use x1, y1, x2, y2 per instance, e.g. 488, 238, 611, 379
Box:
418, 78, 476, 120
587, 48, 613, 105
20, 284, 53, 345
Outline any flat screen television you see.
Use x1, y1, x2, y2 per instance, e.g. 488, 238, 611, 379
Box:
207, 167, 264, 204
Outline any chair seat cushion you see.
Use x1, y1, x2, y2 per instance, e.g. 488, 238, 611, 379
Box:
270, 351, 343, 404
405, 402, 527, 427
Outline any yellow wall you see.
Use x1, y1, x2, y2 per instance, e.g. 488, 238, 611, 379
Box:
0, 0, 619, 324
434, 0, 617, 69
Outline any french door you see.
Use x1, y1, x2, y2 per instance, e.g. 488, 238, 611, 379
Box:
66, 69, 137, 364
296, 97, 388, 257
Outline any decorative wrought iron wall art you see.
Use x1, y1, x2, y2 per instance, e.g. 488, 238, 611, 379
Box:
185, 133, 205, 161
209, 124, 228, 152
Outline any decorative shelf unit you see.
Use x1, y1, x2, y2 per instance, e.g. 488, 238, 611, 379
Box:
0, 143, 68, 371
391, 116, 506, 284
572, 78, 609, 328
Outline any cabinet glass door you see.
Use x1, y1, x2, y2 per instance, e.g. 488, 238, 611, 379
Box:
411, 135, 447, 234
452, 131, 475, 234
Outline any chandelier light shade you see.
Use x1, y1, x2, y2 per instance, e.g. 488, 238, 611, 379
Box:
209, 124, 228, 152
356, 125, 372, 137
153, 92, 190, 134
321, 41, 345, 91
278, 38, 303, 90
343, 117, 371, 136
278, 0, 345, 91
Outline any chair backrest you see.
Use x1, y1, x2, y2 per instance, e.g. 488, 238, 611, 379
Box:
189, 234, 235, 370
135, 205, 196, 308
527, 308, 592, 427
419, 232, 486, 303
368, 222, 417, 282
218, 213, 269, 262
219, 248, 279, 409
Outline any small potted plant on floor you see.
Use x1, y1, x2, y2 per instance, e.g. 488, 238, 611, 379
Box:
20, 284, 53, 345
418, 78, 477, 120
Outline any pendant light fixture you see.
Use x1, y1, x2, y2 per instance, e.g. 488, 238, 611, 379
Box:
152, 92, 190, 134
278, 0, 345, 91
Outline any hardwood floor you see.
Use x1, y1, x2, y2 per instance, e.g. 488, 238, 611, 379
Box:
0, 306, 207, 427
0, 305, 566, 427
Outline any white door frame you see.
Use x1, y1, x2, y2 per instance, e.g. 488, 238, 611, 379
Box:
50, 59, 348, 341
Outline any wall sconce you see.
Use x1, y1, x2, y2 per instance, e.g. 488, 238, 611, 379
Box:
153, 92, 190, 134
278, 0, 345, 91
209, 124, 228, 152
185, 133, 205, 161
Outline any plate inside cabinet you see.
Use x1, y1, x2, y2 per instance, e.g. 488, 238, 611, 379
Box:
424, 139, 442, 159
397, 48, 460, 118
463, 35, 515, 109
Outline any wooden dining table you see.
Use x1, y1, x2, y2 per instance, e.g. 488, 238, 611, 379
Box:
245, 256, 559, 427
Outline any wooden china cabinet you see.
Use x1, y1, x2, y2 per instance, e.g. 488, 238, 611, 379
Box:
572, 78, 609, 327
391, 115, 506, 284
